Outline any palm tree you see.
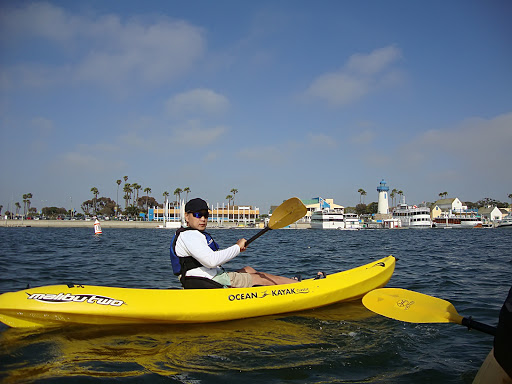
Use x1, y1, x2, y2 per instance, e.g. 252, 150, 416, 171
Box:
183, 187, 191, 202
116, 179, 122, 216
0, 205, 3, 216
438, 192, 448, 200
132, 183, 141, 208
22, 194, 28, 216
15, 202, 21, 216
144, 187, 152, 213
123, 183, 132, 209
391, 189, 398, 207
357, 188, 366, 204
508, 193, 512, 207
398, 190, 404, 204
26, 193, 33, 217
230, 189, 238, 207
173, 188, 183, 209
225, 194, 233, 221
91, 187, 99, 214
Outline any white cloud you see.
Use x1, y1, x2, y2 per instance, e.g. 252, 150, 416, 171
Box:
0, 2, 80, 42
171, 123, 228, 147
303, 45, 403, 106
165, 89, 230, 117
0, 3, 206, 91
397, 112, 512, 176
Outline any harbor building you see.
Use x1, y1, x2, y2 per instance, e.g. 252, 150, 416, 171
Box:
148, 200, 259, 225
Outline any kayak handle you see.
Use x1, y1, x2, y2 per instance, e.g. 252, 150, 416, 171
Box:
461, 316, 497, 336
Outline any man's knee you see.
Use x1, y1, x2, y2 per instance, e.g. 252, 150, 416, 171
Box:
238, 266, 257, 273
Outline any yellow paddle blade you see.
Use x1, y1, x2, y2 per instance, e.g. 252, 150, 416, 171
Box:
268, 197, 307, 229
362, 288, 464, 325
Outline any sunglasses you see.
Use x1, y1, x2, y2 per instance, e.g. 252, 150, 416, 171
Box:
191, 211, 209, 219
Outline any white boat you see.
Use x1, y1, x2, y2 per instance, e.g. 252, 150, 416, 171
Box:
310, 209, 361, 230
497, 214, 512, 228
343, 212, 362, 230
392, 203, 432, 228
433, 212, 483, 228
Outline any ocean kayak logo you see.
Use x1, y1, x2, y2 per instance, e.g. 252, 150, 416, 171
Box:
228, 287, 309, 302
26, 292, 125, 307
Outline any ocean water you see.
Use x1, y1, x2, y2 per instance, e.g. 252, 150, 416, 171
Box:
0, 227, 510, 383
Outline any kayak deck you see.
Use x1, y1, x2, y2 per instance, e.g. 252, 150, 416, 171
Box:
0, 256, 395, 328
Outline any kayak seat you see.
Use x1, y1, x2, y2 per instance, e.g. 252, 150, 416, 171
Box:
182, 276, 225, 289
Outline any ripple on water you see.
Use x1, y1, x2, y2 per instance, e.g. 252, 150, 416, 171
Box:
0, 227, 509, 383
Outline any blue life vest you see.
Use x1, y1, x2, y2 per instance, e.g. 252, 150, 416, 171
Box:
170, 227, 219, 276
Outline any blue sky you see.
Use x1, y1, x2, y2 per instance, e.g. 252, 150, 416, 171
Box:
1, 0, 511, 213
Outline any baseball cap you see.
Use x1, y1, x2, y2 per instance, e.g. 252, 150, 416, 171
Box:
185, 198, 209, 212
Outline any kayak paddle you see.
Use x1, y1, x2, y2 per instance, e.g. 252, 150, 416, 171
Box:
245, 197, 307, 246
362, 288, 497, 336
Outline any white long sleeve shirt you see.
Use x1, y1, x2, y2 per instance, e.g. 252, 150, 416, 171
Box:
175, 230, 240, 279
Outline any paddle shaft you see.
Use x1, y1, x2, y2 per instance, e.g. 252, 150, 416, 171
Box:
245, 227, 270, 246
462, 317, 497, 336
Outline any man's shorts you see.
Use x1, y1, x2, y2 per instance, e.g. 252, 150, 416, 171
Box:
212, 271, 253, 288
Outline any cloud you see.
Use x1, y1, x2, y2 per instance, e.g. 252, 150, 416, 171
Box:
303, 45, 403, 106
350, 130, 376, 145
397, 112, 512, 176
171, 122, 228, 147
0, 3, 206, 91
118, 120, 228, 152
307, 133, 338, 148
165, 89, 230, 117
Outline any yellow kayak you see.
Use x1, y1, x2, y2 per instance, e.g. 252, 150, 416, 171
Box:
0, 256, 395, 328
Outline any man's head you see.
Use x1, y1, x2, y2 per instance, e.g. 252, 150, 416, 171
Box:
185, 198, 209, 230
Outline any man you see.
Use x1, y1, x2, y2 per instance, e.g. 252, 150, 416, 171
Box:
170, 198, 298, 288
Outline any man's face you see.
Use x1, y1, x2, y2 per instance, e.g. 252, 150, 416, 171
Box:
186, 210, 209, 231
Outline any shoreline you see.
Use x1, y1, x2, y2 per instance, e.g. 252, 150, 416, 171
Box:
0, 219, 311, 229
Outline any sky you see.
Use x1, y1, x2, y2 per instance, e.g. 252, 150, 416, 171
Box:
1, 0, 511, 214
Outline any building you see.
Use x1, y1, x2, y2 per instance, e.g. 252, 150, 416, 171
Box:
377, 180, 389, 215
148, 200, 259, 224
298, 197, 344, 222
433, 198, 464, 212
478, 206, 503, 223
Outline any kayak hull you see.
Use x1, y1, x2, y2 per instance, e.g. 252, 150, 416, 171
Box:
0, 256, 395, 328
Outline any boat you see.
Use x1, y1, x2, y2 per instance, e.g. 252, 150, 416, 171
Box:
310, 209, 361, 230
497, 214, 512, 228
0, 256, 395, 328
344, 213, 362, 230
392, 203, 432, 228
433, 212, 483, 228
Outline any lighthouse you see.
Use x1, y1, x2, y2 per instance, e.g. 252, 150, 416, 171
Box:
377, 179, 389, 214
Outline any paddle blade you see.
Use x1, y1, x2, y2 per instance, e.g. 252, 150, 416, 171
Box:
362, 288, 464, 325
268, 197, 307, 230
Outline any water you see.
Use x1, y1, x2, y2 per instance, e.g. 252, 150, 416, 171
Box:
0, 227, 510, 383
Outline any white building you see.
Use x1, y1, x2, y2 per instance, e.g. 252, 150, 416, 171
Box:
377, 179, 390, 214
478, 206, 503, 222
